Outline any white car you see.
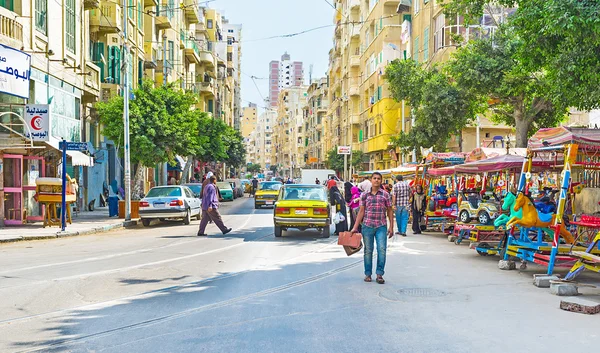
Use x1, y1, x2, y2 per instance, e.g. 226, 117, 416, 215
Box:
139, 186, 201, 227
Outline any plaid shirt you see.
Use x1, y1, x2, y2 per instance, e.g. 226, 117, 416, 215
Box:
359, 189, 392, 228
393, 181, 411, 208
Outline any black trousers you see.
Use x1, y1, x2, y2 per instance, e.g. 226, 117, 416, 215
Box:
412, 208, 422, 234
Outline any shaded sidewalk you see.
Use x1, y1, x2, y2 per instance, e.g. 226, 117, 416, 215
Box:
0, 207, 128, 243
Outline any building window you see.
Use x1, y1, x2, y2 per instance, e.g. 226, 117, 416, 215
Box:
35, 0, 47, 35
434, 14, 445, 52
128, 0, 133, 19
423, 27, 429, 62
207, 19, 213, 29
65, 0, 76, 53
227, 52, 233, 61
168, 41, 174, 62
227, 37, 233, 45
167, 0, 174, 19
137, 0, 143, 26
414, 0, 420, 14
0, 0, 13, 10
413, 36, 419, 63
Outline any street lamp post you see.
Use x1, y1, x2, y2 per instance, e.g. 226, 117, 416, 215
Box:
122, 0, 131, 221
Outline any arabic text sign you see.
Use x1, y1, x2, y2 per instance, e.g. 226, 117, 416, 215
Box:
337, 146, 351, 155
0, 44, 31, 98
59, 141, 88, 152
25, 104, 50, 141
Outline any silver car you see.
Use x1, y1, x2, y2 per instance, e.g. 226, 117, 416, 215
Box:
139, 186, 201, 227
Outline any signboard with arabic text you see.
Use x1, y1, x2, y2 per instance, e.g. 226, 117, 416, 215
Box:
0, 44, 31, 99
25, 104, 50, 141
337, 146, 351, 155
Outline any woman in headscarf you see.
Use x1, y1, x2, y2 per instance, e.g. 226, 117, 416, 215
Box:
410, 184, 427, 234
329, 185, 348, 235
348, 186, 362, 231
344, 180, 353, 203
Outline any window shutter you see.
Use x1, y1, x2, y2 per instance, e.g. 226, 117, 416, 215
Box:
96, 42, 105, 82
115, 47, 121, 85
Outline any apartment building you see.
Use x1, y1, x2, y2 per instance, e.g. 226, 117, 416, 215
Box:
254, 109, 276, 169
271, 86, 307, 177
268, 52, 303, 108
304, 78, 329, 168
241, 103, 257, 138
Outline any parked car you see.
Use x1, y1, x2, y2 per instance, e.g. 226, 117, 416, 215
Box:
273, 184, 331, 238
184, 183, 203, 198
255, 181, 283, 209
217, 181, 235, 201
139, 185, 202, 227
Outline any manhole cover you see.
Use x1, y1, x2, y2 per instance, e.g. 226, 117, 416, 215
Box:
379, 288, 447, 301
397, 288, 446, 297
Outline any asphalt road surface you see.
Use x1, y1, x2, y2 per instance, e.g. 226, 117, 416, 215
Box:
0, 196, 599, 353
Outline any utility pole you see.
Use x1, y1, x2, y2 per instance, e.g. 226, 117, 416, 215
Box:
161, 32, 168, 185
122, 0, 131, 221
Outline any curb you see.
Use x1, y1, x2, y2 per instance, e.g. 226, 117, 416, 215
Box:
0, 220, 138, 244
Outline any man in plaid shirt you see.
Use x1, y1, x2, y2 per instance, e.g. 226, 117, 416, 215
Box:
351, 172, 394, 284
392, 175, 411, 237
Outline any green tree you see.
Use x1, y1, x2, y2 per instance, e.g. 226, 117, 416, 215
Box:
446, 30, 567, 147
98, 81, 201, 194
443, 0, 600, 111
325, 149, 365, 173
385, 60, 482, 152
247, 163, 262, 174
222, 128, 246, 168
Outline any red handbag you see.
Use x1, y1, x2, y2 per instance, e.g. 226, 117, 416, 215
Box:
338, 231, 362, 248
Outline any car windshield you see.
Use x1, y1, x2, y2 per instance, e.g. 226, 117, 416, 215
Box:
282, 187, 326, 201
259, 182, 282, 191
185, 185, 202, 194
146, 187, 181, 198
216, 182, 232, 190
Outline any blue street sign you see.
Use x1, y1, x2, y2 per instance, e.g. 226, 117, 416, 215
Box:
59, 141, 88, 152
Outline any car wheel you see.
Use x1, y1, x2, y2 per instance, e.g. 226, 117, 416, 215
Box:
478, 211, 491, 225
195, 211, 202, 220
459, 210, 470, 223
183, 209, 191, 225
274, 225, 282, 237
321, 226, 330, 238
142, 219, 151, 227
254, 203, 259, 209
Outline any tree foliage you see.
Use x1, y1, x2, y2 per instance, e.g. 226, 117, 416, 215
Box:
246, 163, 262, 173
443, 0, 600, 111
325, 149, 366, 173
385, 60, 482, 152
446, 29, 568, 147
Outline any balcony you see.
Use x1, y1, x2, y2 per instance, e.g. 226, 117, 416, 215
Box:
143, 0, 158, 7
156, 59, 173, 76
183, 0, 201, 24
349, 54, 360, 67
0, 11, 23, 47
84, 0, 100, 10
144, 42, 157, 69
200, 81, 215, 95
350, 114, 360, 125
90, 1, 121, 34
155, 12, 173, 30
183, 40, 201, 64
196, 21, 206, 33
349, 80, 360, 96
83, 62, 101, 104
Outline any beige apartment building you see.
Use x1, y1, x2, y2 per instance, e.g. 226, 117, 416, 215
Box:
304, 78, 329, 168
271, 86, 307, 177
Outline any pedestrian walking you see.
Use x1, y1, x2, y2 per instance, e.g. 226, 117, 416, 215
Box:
392, 175, 411, 237
326, 176, 337, 189
348, 186, 361, 231
329, 185, 348, 235
197, 176, 232, 236
351, 172, 394, 284
411, 184, 427, 234
358, 176, 372, 193
344, 181, 353, 203
251, 177, 259, 197
315, 178, 320, 185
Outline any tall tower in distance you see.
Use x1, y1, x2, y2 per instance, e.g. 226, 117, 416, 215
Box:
269, 52, 304, 107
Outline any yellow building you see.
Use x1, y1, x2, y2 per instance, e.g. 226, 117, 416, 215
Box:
304, 78, 329, 168
241, 103, 257, 138
272, 86, 307, 177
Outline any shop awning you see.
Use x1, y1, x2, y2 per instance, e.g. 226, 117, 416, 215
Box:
466, 147, 527, 162
529, 126, 600, 149
46, 138, 94, 167
427, 165, 456, 176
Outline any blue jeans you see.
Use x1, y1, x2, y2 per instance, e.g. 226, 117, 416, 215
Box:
395, 206, 410, 234
362, 225, 388, 276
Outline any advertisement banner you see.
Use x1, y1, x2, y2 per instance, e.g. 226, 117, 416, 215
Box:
25, 104, 50, 141
0, 44, 31, 99
337, 146, 351, 155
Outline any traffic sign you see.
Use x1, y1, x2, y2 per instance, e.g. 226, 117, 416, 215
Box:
59, 141, 88, 152
337, 146, 351, 155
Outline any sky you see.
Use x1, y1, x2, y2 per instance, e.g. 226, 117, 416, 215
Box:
205, 0, 335, 114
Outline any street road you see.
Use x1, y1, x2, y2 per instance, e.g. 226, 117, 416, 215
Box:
0, 197, 598, 353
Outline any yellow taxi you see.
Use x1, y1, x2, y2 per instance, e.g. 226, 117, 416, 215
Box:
273, 184, 331, 238
254, 181, 283, 209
